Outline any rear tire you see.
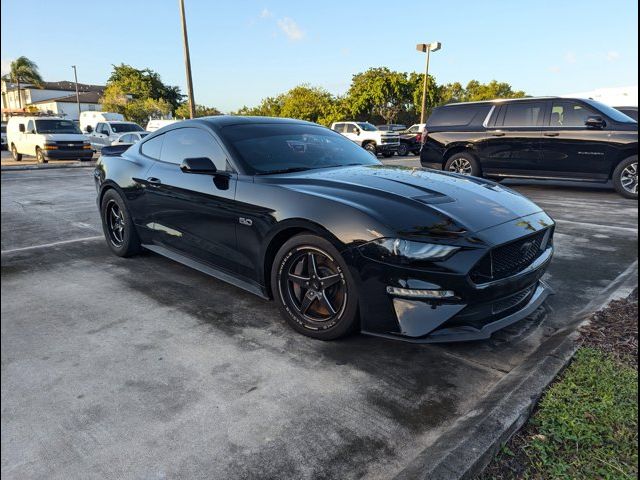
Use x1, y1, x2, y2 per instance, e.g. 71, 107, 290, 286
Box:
11, 144, 22, 161
613, 156, 638, 199
271, 234, 359, 340
100, 189, 142, 257
445, 152, 481, 177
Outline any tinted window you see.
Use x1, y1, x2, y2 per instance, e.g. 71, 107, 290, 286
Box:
159, 127, 227, 170
35, 119, 80, 134
580, 99, 637, 123
501, 102, 545, 127
427, 104, 492, 127
110, 122, 144, 133
550, 101, 598, 127
140, 134, 164, 159
219, 123, 379, 175
617, 108, 638, 121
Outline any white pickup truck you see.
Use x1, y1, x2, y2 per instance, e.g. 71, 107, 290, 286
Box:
86, 121, 145, 151
330, 121, 400, 157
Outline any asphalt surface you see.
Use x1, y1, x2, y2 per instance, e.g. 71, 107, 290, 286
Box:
1, 158, 637, 479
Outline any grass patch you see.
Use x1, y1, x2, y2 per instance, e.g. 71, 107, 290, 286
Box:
481, 348, 638, 479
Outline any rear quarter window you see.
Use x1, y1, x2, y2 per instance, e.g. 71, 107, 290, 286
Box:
140, 134, 164, 159
426, 104, 492, 128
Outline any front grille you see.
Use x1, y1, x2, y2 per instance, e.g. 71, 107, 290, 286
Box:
492, 286, 534, 315
470, 229, 550, 284
381, 137, 399, 144
55, 141, 85, 151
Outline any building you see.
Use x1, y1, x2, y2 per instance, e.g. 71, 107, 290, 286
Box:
1, 80, 105, 120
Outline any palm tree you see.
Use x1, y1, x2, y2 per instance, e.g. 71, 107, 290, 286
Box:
2, 56, 44, 110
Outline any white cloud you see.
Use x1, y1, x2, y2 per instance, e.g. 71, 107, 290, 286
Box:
548, 65, 561, 74
1, 59, 12, 77
606, 50, 621, 61
564, 51, 577, 64
277, 17, 304, 41
260, 8, 273, 18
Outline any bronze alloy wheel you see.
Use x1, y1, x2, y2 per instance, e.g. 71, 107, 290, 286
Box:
278, 246, 347, 331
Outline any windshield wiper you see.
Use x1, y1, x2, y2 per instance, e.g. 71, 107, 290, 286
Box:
255, 167, 313, 175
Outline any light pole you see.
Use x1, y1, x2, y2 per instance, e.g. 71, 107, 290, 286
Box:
71, 65, 81, 119
179, 0, 196, 119
416, 42, 441, 124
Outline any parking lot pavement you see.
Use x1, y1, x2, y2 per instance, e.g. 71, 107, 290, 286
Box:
1, 149, 96, 169
1, 166, 637, 479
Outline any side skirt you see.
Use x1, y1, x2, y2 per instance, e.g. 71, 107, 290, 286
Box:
142, 243, 270, 300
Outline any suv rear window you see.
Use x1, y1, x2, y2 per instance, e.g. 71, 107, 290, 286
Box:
500, 102, 545, 127
426, 104, 491, 128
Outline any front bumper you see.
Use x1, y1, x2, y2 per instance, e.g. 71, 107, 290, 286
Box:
377, 143, 400, 153
45, 148, 94, 160
349, 212, 555, 343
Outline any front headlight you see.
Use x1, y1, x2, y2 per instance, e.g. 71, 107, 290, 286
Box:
359, 238, 460, 264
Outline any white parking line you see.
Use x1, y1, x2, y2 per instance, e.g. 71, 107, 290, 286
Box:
1, 235, 103, 254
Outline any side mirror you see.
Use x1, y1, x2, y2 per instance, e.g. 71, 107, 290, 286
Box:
585, 116, 605, 129
19, 124, 25, 133
354, 129, 360, 136
85, 125, 93, 133
180, 157, 218, 174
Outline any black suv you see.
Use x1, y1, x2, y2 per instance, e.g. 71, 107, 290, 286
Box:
420, 97, 638, 198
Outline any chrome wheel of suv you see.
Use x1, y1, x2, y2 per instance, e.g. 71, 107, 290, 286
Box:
448, 157, 473, 175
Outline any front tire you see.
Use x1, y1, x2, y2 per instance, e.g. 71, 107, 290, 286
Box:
397, 143, 410, 156
35, 147, 48, 164
445, 152, 481, 177
363, 142, 377, 156
100, 189, 142, 257
271, 234, 359, 340
613, 156, 638, 199
11, 144, 22, 161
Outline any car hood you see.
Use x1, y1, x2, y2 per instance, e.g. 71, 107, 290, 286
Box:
43, 133, 89, 142
261, 165, 544, 239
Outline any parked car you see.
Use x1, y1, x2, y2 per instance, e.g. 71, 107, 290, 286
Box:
615, 106, 638, 122
397, 124, 427, 156
95, 116, 555, 343
79, 111, 125, 134
146, 119, 180, 132
111, 131, 150, 146
6, 116, 92, 163
420, 97, 638, 199
376, 124, 407, 132
330, 121, 400, 157
87, 121, 145, 151
1, 122, 7, 150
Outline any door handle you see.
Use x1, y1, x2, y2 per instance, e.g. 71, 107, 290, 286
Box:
490, 131, 505, 137
543, 132, 560, 137
146, 177, 162, 186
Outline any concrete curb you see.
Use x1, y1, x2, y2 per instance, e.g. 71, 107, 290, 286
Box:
1, 162, 96, 171
393, 261, 639, 480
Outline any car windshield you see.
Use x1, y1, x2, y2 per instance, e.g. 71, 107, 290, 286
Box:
357, 122, 378, 131
582, 99, 637, 123
110, 123, 144, 133
34, 120, 81, 134
220, 123, 380, 175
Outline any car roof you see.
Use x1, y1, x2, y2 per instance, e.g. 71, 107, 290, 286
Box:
196, 115, 318, 129
441, 96, 561, 107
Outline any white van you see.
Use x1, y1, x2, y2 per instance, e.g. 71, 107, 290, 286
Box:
79, 111, 124, 134
146, 119, 180, 132
6, 116, 93, 163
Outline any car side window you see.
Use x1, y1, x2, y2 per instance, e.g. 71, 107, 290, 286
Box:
501, 102, 545, 127
332, 123, 345, 133
550, 101, 598, 127
345, 123, 358, 133
96, 123, 105, 135
159, 127, 228, 171
140, 134, 164, 159
26, 120, 35, 133
120, 134, 132, 143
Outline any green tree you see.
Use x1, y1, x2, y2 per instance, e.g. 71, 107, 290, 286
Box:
175, 103, 222, 118
437, 80, 526, 104
101, 64, 184, 124
2, 56, 44, 109
407, 72, 439, 122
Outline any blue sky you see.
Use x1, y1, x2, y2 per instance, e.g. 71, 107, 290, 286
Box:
1, 0, 637, 112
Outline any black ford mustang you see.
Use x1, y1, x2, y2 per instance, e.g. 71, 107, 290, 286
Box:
94, 116, 555, 343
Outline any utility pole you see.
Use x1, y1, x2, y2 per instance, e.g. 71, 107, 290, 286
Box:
71, 65, 81, 119
179, 0, 196, 118
416, 42, 442, 124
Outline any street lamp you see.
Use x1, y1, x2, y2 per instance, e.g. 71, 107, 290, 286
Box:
71, 65, 81, 119
179, 0, 196, 119
416, 41, 441, 124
